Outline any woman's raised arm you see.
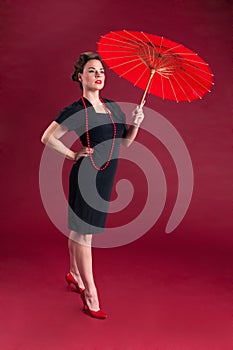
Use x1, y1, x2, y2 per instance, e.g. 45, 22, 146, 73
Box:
121, 105, 144, 147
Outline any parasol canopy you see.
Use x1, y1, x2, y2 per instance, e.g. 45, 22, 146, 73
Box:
97, 30, 214, 106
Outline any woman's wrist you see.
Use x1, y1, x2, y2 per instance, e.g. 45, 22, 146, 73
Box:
66, 150, 77, 161
131, 122, 140, 128
73, 152, 79, 161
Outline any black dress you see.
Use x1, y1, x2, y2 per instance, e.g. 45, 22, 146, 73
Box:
55, 97, 128, 234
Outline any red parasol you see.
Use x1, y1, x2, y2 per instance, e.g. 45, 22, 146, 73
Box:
97, 30, 214, 106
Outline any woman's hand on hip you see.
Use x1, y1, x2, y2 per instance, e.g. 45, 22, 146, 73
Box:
74, 147, 94, 161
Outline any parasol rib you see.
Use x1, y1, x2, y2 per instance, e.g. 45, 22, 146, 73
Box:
156, 36, 165, 73
98, 42, 139, 50
181, 61, 213, 76
163, 44, 182, 54
123, 30, 155, 54
97, 50, 140, 54
101, 54, 141, 61
109, 58, 145, 70
160, 74, 165, 100
176, 71, 202, 99
159, 36, 164, 53
110, 31, 150, 52
172, 75, 191, 102
117, 62, 146, 78
181, 68, 214, 87
141, 31, 157, 50
178, 57, 209, 66
133, 66, 149, 86
140, 31, 156, 65
168, 78, 179, 102
169, 52, 199, 56
111, 30, 144, 44
101, 34, 140, 48
179, 70, 211, 92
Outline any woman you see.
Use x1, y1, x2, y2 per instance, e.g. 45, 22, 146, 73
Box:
41, 52, 144, 319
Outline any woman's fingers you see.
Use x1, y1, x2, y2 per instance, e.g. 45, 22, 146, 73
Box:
74, 147, 94, 161
85, 147, 94, 155
81, 147, 94, 157
132, 105, 144, 127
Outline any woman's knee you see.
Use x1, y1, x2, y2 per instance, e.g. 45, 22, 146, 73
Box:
69, 231, 92, 247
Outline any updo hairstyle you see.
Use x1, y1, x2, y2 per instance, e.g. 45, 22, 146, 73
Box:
71, 52, 104, 90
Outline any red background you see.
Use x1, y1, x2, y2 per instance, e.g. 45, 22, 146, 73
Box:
1, 1, 232, 349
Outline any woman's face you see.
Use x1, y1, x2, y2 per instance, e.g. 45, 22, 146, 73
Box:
79, 59, 105, 92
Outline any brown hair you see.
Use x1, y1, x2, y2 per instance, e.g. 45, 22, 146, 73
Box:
71, 52, 104, 90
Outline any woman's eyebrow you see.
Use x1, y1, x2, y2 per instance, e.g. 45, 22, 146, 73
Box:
88, 67, 104, 70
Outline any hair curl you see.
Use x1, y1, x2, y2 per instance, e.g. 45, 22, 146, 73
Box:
71, 52, 104, 90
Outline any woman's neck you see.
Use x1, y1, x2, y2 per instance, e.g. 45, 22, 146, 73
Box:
82, 90, 101, 106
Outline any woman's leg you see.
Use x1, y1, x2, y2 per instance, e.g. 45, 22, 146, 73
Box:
68, 236, 85, 290
69, 230, 100, 311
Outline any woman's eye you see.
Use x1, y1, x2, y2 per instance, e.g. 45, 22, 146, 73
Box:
88, 69, 104, 74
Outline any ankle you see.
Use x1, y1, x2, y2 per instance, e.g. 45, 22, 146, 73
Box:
70, 271, 80, 279
85, 287, 97, 298
83, 290, 100, 311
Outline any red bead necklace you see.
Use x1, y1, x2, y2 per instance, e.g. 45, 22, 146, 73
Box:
81, 96, 117, 171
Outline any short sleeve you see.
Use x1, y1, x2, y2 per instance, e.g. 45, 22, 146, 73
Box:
54, 102, 85, 134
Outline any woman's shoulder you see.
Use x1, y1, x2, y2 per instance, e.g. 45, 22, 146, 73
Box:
54, 99, 85, 130
58, 99, 84, 115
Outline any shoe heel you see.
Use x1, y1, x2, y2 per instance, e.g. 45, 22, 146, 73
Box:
65, 273, 85, 294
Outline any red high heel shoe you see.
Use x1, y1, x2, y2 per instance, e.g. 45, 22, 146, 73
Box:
80, 291, 107, 319
65, 273, 85, 294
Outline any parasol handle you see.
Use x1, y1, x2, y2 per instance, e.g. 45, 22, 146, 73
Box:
139, 68, 156, 108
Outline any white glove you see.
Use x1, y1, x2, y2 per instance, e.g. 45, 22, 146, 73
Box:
132, 105, 144, 127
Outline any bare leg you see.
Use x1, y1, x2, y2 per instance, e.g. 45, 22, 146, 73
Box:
69, 230, 100, 311
68, 237, 85, 290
